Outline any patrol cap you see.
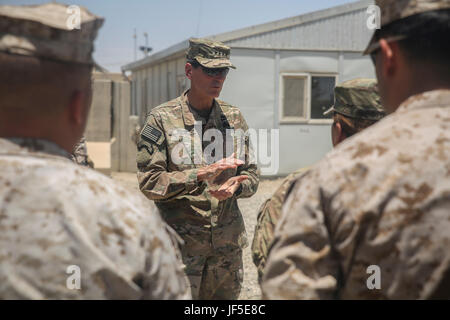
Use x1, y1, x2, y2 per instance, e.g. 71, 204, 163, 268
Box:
186, 38, 236, 69
0, 2, 104, 65
364, 0, 450, 54
323, 78, 385, 121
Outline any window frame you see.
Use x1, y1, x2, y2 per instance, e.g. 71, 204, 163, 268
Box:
279, 72, 338, 124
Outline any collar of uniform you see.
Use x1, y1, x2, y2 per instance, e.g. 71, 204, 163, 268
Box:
0, 137, 72, 159
181, 89, 221, 126
396, 89, 450, 113
208, 99, 224, 128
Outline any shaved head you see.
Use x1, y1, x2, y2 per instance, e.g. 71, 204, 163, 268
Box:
0, 52, 93, 152
0, 52, 92, 116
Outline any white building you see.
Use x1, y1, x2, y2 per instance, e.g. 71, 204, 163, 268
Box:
122, 0, 376, 175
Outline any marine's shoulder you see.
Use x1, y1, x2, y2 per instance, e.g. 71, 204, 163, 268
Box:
71, 166, 156, 212
17, 157, 155, 218
304, 105, 448, 189
398, 89, 450, 112
46, 163, 164, 235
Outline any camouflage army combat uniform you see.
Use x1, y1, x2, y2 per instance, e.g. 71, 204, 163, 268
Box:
0, 137, 191, 299
262, 0, 450, 299
71, 136, 94, 168
0, 3, 190, 300
138, 91, 259, 299
137, 39, 259, 299
252, 79, 385, 283
251, 168, 308, 282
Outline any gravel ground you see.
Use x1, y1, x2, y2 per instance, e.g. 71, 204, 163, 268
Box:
110, 172, 284, 300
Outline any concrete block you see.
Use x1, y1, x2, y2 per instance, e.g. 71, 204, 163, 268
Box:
86, 141, 111, 169
111, 81, 121, 171
85, 80, 112, 142
125, 116, 139, 173
109, 81, 135, 172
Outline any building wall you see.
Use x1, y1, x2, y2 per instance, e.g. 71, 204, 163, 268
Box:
85, 78, 135, 173
86, 79, 111, 142
224, 4, 373, 51
132, 55, 187, 126
220, 49, 275, 131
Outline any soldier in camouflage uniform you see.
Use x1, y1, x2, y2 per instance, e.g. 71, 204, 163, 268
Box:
137, 38, 260, 299
71, 136, 94, 168
262, 0, 450, 299
0, 2, 190, 299
252, 79, 385, 282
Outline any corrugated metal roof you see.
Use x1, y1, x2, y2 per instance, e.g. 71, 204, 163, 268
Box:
225, 9, 372, 51
122, 0, 373, 71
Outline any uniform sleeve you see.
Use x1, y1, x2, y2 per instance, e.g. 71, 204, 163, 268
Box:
261, 172, 341, 300
251, 198, 274, 281
251, 174, 298, 282
137, 112, 200, 202
235, 111, 259, 199
71, 136, 90, 167
139, 209, 192, 300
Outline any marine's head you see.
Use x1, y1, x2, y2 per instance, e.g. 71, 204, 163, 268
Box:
364, 0, 450, 112
0, 2, 103, 153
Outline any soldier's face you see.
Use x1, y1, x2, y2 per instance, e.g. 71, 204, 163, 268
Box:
186, 63, 227, 98
374, 61, 388, 111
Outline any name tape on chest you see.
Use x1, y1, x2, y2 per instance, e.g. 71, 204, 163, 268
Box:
141, 124, 162, 144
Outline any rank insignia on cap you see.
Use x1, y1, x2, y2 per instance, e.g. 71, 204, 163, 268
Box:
141, 124, 162, 144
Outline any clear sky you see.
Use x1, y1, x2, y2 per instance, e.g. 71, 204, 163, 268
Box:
2, 0, 358, 72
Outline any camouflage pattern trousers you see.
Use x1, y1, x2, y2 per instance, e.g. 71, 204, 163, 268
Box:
182, 247, 243, 300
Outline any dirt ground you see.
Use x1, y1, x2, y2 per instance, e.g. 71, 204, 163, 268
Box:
110, 172, 284, 300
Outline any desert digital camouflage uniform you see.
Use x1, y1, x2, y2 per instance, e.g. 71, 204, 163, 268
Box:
0, 2, 191, 300
0, 138, 191, 299
252, 79, 385, 282
137, 39, 259, 299
262, 1, 450, 299
262, 90, 450, 300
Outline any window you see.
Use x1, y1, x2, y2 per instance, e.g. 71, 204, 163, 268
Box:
282, 76, 307, 120
311, 76, 335, 120
280, 73, 337, 123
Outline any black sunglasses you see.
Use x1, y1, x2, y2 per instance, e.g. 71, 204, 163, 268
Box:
200, 66, 229, 77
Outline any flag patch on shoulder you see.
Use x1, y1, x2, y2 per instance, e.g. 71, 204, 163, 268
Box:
141, 124, 162, 144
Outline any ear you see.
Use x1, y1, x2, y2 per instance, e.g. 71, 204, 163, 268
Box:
67, 90, 87, 127
185, 63, 193, 80
332, 121, 346, 146
379, 39, 397, 79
